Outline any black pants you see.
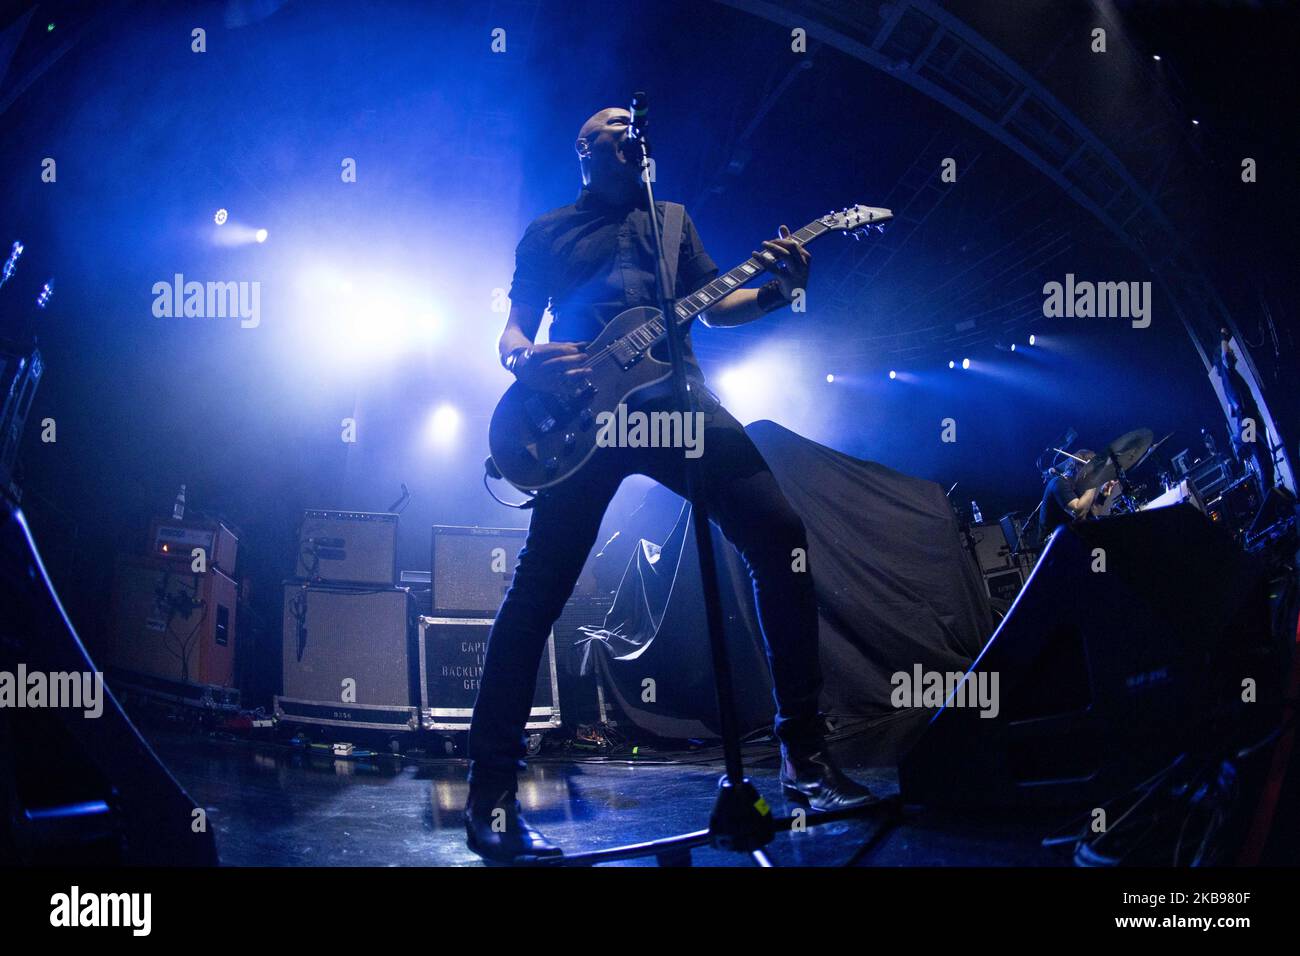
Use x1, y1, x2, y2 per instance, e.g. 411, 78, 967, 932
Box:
467, 391, 824, 791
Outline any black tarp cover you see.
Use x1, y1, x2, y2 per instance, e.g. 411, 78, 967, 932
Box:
585, 420, 994, 740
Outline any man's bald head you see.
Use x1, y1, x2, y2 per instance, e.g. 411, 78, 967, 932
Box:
575, 107, 635, 186
578, 107, 629, 144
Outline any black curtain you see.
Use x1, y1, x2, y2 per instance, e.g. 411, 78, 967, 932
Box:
588, 420, 994, 739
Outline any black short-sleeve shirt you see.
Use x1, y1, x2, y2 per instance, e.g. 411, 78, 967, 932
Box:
509, 187, 719, 380
1037, 474, 1079, 542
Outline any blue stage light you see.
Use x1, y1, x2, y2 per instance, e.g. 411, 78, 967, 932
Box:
948, 360, 955, 369
888, 370, 896, 380
255, 228, 268, 243
961, 358, 970, 370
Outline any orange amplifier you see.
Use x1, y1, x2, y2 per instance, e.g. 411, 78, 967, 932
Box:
107, 554, 238, 688
147, 517, 238, 574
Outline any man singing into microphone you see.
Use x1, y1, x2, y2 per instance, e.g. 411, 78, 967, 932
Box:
464, 106, 875, 864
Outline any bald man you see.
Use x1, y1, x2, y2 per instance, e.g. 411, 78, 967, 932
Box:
465, 107, 875, 864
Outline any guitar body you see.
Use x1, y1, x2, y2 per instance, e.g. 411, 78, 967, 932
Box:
488, 306, 676, 491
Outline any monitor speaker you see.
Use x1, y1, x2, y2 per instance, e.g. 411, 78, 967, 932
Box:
1, 502, 217, 865
899, 505, 1272, 809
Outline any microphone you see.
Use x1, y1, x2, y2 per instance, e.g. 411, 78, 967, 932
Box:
626, 91, 650, 163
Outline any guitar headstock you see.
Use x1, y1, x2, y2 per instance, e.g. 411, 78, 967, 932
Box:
821, 204, 893, 239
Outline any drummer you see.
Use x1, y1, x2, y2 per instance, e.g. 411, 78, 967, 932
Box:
1037, 449, 1121, 542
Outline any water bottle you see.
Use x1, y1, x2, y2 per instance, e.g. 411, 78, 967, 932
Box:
173, 484, 187, 521
971, 500, 983, 524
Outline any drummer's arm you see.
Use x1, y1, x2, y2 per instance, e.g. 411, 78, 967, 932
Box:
1067, 486, 1099, 516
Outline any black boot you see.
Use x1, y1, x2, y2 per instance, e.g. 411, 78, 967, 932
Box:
464, 787, 562, 864
780, 747, 879, 812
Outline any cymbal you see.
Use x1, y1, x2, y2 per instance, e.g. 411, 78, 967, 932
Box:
1131, 431, 1174, 473
1076, 428, 1154, 491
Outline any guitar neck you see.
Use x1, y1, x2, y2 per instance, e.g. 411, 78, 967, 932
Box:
616, 217, 833, 352
671, 217, 831, 325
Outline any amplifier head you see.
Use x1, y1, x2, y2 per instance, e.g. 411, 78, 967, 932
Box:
296, 510, 398, 587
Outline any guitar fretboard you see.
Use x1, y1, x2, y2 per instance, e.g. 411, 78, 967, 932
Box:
623, 218, 832, 349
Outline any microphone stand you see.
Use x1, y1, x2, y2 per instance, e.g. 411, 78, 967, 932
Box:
638, 122, 777, 863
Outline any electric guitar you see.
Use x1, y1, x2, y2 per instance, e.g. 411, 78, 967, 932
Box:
488, 204, 893, 491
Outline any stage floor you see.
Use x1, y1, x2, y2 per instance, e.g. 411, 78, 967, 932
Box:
145, 724, 1064, 867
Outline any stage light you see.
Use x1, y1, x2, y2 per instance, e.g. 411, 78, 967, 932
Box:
1191, 118, 1200, 126
427, 404, 461, 444
214, 208, 228, 225
1152, 54, 1161, 61
1028, 334, 1036, 346
888, 370, 896, 380
1010, 343, 1017, 352
717, 365, 765, 409
714, 347, 817, 429
948, 360, 955, 369
961, 358, 970, 370
825, 373, 835, 383
255, 228, 268, 243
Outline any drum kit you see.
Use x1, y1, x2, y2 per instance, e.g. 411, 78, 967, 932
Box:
1013, 428, 1178, 551
1059, 427, 1171, 516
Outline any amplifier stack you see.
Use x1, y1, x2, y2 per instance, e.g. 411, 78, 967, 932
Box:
105, 514, 242, 709
421, 526, 562, 741
275, 519, 568, 747
276, 510, 417, 735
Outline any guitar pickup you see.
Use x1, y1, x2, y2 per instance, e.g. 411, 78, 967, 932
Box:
612, 340, 641, 368
523, 394, 557, 434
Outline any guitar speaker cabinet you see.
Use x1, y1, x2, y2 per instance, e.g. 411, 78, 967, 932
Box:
431, 524, 599, 617
431, 526, 524, 616
899, 506, 1272, 809
276, 583, 418, 732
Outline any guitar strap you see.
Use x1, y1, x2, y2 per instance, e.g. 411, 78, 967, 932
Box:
658, 201, 685, 302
